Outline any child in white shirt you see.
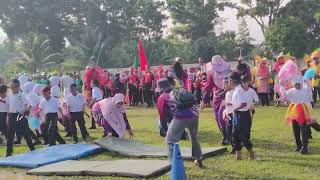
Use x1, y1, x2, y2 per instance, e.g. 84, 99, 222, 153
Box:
6, 79, 35, 157
0, 84, 8, 142
241, 76, 260, 117
230, 72, 257, 160
65, 83, 89, 143
89, 80, 103, 129
39, 86, 66, 146
222, 78, 233, 146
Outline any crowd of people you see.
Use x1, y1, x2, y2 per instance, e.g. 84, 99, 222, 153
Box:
0, 49, 320, 168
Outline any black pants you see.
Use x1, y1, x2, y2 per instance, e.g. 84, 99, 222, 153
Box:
232, 111, 253, 151
312, 86, 320, 103
292, 121, 308, 149
104, 87, 112, 98
0, 112, 7, 137
43, 113, 65, 146
128, 84, 138, 106
226, 113, 233, 143
259, 93, 270, 106
6, 113, 35, 156
144, 83, 154, 107
70, 112, 89, 142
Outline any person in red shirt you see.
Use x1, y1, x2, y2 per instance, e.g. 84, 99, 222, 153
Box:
103, 72, 113, 98
143, 65, 155, 108
128, 68, 139, 106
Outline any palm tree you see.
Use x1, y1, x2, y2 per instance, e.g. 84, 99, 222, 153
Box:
9, 33, 63, 73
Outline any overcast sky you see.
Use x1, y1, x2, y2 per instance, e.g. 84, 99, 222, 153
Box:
0, 0, 289, 44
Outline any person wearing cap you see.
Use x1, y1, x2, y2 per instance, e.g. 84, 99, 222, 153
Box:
230, 72, 258, 160
155, 78, 174, 137
201, 55, 231, 145
280, 75, 313, 154
166, 87, 204, 168
310, 50, 320, 103
236, 56, 251, 81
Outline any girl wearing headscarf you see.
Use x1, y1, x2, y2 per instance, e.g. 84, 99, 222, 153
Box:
92, 93, 134, 138
170, 59, 188, 89
201, 55, 231, 145
257, 58, 271, 106
236, 56, 251, 80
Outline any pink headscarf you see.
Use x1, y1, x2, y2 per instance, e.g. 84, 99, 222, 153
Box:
211, 55, 231, 89
98, 93, 127, 138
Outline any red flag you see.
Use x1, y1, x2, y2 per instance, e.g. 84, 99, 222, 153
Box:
138, 40, 148, 71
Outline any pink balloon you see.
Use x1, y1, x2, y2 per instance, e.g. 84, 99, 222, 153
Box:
277, 60, 298, 81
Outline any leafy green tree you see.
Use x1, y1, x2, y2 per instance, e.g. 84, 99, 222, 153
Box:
265, 17, 307, 58
237, 18, 254, 58
280, 0, 320, 52
9, 33, 63, 73
236, 0, 286, 36
166, 0, 219, 41
215, 31, 238, 60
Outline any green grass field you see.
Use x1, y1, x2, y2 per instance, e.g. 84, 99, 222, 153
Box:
1, 106, 320, 179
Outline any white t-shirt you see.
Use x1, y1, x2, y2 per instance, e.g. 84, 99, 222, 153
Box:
92, 87, 103, 101
0, 96, 9, 113
39, 97, 60, 114
8, 92, 28, 114
225, 90, 234, 115
281, 87, 313, 104
231, 85, 247, 112
65, 93, 86, 112
243, 88, 259, 110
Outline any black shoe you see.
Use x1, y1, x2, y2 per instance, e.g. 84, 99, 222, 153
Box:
5, 153, 12, 157
73, 140, 78, 144
65, 133, 72, 137
300, 146, 308, 154
33, 140, 42, 146
89, 126, 96, 129
14, 141, 21, 145
229, 149, 236, 154
295, 146, 302, 152
59, 140, 66, 145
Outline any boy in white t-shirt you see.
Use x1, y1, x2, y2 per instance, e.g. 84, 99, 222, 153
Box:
39, 86, 66, 146
0, 84, 8, 142
6, 79, 35, 157
89, 80, 103, 129
241, 76, 260, 117
65, 83, 89, 143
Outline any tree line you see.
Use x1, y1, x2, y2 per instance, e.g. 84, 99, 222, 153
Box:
0, 0, 319, 74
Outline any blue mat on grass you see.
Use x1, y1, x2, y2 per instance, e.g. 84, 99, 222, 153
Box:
0, 144, 103, 169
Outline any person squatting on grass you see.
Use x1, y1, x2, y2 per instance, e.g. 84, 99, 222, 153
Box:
92, 93, 134, 139
165, 87, 204, 168
6, 79, 35, 157
229, 72, 258, 160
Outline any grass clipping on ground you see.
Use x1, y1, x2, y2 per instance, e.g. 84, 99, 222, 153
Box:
1, 106, 320, 179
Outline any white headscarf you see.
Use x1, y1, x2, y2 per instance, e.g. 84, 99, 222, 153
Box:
49, 76, 60, 86
22, 82, 35, 95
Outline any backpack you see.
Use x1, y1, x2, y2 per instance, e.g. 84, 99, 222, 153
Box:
171, 88, 196, 109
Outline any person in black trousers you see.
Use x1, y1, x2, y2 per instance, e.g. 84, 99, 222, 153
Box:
0, 84, 8, 139
6, 79, 35, 157
65, 83, 89, 143
39, 86, 66, 146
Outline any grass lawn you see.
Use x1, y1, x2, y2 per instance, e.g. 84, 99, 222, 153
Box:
1, 106, 320, 179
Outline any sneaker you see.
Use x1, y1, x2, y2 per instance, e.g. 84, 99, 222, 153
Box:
295, 146, 302, 152
300, 146, 308, 154
194, 160, 205, 169
235, 151, 242, 160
